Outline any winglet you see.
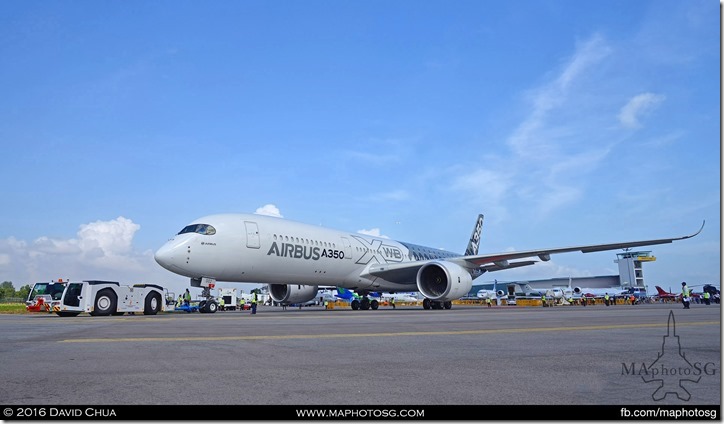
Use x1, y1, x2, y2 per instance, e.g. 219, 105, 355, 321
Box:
681, 220, 705, 240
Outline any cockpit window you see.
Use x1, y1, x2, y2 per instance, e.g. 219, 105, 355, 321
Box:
178, 224, 216, 236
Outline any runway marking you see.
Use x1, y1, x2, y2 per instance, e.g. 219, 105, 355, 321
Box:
60, 320, 719, 343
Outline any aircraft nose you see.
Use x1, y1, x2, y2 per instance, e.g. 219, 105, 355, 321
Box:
154, 243, 176, 270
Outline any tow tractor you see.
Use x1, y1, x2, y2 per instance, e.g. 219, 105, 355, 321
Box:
55, 280, 167, 317
26, 279, 68, 313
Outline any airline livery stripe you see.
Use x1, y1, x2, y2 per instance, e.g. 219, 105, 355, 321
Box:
59, 321, 719, 343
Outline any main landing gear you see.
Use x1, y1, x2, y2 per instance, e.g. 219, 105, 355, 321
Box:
422, 298, 452, 310
350, 297, 379, 310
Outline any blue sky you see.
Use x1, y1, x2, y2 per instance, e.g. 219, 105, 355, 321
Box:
0, 0, 719, 296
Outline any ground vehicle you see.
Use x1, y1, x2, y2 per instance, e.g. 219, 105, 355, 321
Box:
26, 280, 68, 312
55, 280, 166, 317
218, 288, 238, 311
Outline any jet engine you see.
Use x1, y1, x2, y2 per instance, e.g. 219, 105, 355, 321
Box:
269, 284, 318, 304
416, 261, 473, 302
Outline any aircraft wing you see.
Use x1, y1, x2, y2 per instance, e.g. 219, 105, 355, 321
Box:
363, 221, 704, 284
459, 221, 704, 268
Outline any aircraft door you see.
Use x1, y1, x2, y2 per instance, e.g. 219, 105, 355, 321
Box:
244, 221, 260, 249
340, 237, 352, 260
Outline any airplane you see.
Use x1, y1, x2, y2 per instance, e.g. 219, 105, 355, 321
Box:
476, 289, 504, 300
382, 292, 420, 303
571, 286, 629, 299
334, 286, 362, 303
154, 212, 703, 312
476, 280, 505, 300
515, 283, 569, 299
654, 286, 700, 300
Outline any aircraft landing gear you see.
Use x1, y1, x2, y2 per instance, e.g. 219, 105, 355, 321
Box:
422, 298, 452, 310
197, 286, 218, 313
350, 295, 379, 310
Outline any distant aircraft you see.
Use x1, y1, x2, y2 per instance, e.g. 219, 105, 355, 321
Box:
654, 286, 700, 299
572, 286, 629, 299
154, 212, 703, 312
382, 292, 420, 303
477, 280, 505, 300
517, 283, 570, 299
476, 289, 504, 300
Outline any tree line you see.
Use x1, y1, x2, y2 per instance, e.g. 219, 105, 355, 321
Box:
0, 281, 31, 301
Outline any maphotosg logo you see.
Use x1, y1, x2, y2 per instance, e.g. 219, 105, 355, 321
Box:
621, 311, 718, 401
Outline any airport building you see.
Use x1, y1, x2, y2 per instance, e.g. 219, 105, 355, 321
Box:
471, 250, 655, 295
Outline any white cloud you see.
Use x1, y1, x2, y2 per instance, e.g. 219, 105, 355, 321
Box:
0, 217, 154, 285
475, 33, 617, 219
508, 34, 612, 159
618, 93, 666, 129
254, 204, 283, 218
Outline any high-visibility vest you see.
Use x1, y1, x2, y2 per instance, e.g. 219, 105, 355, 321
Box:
252, 293, 258, 304
605, 294, 610, 300
704, 292, 710, 299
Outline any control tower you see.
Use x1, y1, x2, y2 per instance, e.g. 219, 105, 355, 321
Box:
615, 250, 656, 289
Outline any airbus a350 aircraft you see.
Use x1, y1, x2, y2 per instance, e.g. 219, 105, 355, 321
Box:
154, 213, 703, 312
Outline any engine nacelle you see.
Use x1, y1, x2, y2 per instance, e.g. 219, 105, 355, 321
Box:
497, 290, 506, 297
416, 261, 473, 302
573, 287, 583, 294
269, 284, 318, 304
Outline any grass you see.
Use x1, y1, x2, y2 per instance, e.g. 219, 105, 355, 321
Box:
0, 303, 28, 314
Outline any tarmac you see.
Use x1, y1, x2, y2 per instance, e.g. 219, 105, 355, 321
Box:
0, 303, 720, 406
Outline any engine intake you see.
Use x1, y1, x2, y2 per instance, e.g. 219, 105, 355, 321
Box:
269, 284, 318, 304
416, 261, 473, 302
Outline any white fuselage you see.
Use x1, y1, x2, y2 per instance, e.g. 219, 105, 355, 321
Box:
155, 214, 458, 292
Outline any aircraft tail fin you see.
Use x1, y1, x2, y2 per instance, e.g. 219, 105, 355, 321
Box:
655, 286, 668, 295
335, 287, 356, 300
464, 214, 484, 256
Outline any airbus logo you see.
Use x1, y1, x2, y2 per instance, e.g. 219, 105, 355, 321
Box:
266, 242, 345, 261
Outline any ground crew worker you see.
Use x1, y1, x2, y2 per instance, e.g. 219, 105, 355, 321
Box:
486, 298, 491, 308
177, 294, 183, 307
183, 289, 191, 306
604, 293, 610, 306
251, 291, 258, 314
629, 294, 635, 305
541, 294, 546, 307
681, 282, 690, 309
219, 296, 225, 311
324, 300, 329, 309
391, 297, 395, 309
704, 291, 711, 305
568, 297, 574, 305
